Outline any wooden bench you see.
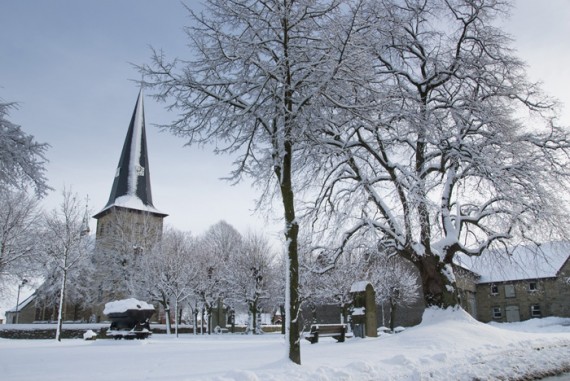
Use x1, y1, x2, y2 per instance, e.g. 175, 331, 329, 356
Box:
305, 324, 347, 344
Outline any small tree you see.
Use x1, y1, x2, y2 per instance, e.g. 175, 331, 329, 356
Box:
0, 190, 42, 287
140, 227, 197, 337
306, 252, 365, 325
41, 189, 92, 341
192, 221, 241, 334
364, 252, 420, 331
225, 232, 276, 334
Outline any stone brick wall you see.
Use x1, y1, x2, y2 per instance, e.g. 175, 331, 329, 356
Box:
475, 277, 567, 323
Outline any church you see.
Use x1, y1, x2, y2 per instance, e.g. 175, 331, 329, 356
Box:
8, 90, 168, 324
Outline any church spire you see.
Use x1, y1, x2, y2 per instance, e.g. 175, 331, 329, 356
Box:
94, 89, 166, 219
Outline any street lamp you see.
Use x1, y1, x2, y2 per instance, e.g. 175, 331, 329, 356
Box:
15, 279, 28, 324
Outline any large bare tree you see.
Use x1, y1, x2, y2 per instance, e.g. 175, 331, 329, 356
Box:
311, 0, 570, 309
141, 0, 353, 364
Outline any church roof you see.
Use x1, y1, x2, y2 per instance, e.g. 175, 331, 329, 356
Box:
94, 90, 167, 219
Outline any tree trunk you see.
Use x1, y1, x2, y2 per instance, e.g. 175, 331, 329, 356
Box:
207, 307, 213, 334
250, 300, 258, 334
164, 305, 172, 335
415, 254, 459, 308
55, 268, 67, 342
389, 298, 396, 332
275, 137, 301, 363
174, 299, 179, 338
280, 304, 285, 335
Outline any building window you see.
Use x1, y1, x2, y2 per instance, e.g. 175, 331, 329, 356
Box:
528, 281, 538, 292
531, 304, 541, 318
504, 284, 516, 298
491, 284, 498, 295
492, 307, 502, 319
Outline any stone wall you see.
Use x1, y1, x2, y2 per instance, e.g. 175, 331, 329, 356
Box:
475, 277, 568, 323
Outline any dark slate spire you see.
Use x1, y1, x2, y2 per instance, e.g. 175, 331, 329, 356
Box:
94, 90, 166, 218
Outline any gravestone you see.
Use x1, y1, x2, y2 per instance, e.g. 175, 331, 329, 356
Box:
350, 281, 378, 338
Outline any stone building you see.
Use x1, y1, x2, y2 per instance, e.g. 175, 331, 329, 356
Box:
454, 264, 480, 318
464, 242, 570, 323
305, 243, 570, 329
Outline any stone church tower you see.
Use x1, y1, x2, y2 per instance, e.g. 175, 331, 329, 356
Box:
91, 90, 168, 308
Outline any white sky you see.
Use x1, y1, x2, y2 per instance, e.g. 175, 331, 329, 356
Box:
1, 1, 569, 244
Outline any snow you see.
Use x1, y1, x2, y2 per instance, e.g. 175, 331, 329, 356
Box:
352, 307, 365, 316
112, 194, 163, 214
0, 283, 35, 321
103, 298, 154, 315
128, 91, 144, 198
350, 280, 371, 293
1, 308, 569, 380
458, 241, 570, 283
4, 293, 35, 313
82, 330, 97, 340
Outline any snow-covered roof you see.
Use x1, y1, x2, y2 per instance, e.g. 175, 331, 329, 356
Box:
103, 298, 154, 315
94, 89, 167, 219
456, 241, 570, 283
6, 293, 36, 313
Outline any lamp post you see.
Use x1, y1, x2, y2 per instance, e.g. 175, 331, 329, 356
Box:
15, 279, 28, 324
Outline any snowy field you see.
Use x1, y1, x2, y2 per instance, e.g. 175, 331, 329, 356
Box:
1, 309, 569, 381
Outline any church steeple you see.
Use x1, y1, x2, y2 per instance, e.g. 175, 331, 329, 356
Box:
94, 89, 167, 219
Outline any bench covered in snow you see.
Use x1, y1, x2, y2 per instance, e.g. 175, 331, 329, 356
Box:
305, 323, 347, 344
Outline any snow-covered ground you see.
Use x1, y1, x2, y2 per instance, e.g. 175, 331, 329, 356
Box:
1, 308, 569, 381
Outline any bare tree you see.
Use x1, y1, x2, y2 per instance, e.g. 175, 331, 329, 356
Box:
225, 231, 277, 334
139, 227, 197, 337
192, 221, 241, 334
0, 190, 42, 288
41, 189, 92, 341
140, 0, 355, 363
364, 252, 420, 331
0, 100, 50, 197
310, 0, 570, 309
305, 251, 364, 325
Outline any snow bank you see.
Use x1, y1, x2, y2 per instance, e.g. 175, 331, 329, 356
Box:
489, 316, 570, 333
420, 306, 480, 325
103, 298, 154, 315
1, 309, 569, 380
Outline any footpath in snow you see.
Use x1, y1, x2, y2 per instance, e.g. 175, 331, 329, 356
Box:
0, 308, 569, 381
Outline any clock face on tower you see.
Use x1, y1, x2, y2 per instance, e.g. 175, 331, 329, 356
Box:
136, 165, 145, 176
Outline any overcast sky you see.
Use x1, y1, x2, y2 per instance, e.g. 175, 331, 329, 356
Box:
1, 1, 569, 244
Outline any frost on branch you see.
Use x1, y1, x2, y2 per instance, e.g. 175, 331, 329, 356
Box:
0, 101, 50, 197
